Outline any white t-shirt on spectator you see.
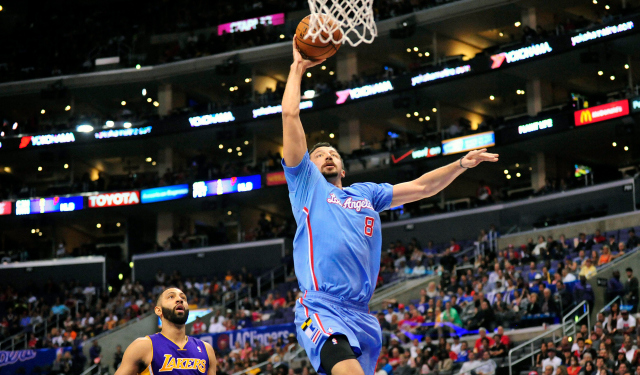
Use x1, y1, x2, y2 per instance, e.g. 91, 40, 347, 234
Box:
410, 344, 423, 358
532, 242, 546, 256
542, 356, 562, 371
624, 347, 637, 363
208, 321, 226, 333
83, 286, 96, 296
476, 359, 497, 375
563, 273, 577, 283
105, 315, 118, 324
451, 342, 462, 354
81, 316, 94, 327
460, 360, 481, 375
617, 316, 637, 330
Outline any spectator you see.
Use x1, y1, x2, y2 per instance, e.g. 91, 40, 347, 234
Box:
606, 271, 625, 304
477, 351, 497, 375
579, 259, 597, 278
89, 340, 101, 364
620, 336, 636, 362
598, 246, 613, 266
543, 348, 563, 371
593, 230, 606, 244
460, 352, 481, 375
558, 366, 570, 375
581, 361, 596, 375
624, 268, 639, 313
209, 315, 226, 333
475, 328, 496, 351
540, 288, 559, 315
595, 356, 612, 375
617, 310, 636, 335
626, 230, 639, 250
489, 334, 507, 357
568, 355, 582, 375
191, 316, 206, 335
114, 345, 123, 371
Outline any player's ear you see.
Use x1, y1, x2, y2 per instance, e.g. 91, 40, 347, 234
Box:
341, 169, 346, 178
155, 305, 162, 318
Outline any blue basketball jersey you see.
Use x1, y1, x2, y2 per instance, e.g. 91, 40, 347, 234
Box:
282, 152, 393, 304
141, 333, 209, 375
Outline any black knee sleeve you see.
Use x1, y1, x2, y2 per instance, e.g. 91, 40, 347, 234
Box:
320, 335, 357, 375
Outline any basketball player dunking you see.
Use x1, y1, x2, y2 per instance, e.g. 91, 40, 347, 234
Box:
281, 42, 498, 375
115, 288, 216, 375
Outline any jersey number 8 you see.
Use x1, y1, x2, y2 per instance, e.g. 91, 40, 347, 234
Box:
364, 217, 375, 237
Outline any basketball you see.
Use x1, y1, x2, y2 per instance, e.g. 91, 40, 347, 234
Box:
295, 15, 343, 60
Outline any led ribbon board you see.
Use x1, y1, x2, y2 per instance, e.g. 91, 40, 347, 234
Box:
94, 126, 152, 139
574, 100, 629, 126
140, 184, 190, 204
411, 65, 471, 86
571, 21, 634, 46
266, 171, 287, 186
630, 97, 640, 113
15, 196, 83, 215
218, 13, 285, 35
19, 132, 75, 148
88, 191, 140, 208
189, 112, 235, 127
252, 101, 312, 118
442, 131, 495, 155
491, 42, 553, 69
336, 81, 393, 104
518, 118, 553, 134
0, 201, 11, 215
192, 175, 261, 198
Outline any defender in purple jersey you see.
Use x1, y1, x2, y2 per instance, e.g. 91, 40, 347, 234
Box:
281, 42, 499, 375
115, 288, 216, 375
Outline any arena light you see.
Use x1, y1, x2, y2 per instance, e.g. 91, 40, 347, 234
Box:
142, 88, 147, 96
65, 105, 71, 111
123, 122, 132, 128
303, 90, 316, 99
76, 124, 94, 133
121, 101, 126, 106
105, 120, 115, 127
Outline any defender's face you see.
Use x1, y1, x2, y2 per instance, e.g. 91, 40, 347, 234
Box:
310, 147, 345, 180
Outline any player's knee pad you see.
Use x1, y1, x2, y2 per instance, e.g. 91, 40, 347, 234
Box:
320, 335, 357, 375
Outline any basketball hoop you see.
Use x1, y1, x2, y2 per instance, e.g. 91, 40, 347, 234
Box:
307, 0, 377, 46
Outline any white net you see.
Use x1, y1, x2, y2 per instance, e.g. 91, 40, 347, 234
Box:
306, 0, 377, 47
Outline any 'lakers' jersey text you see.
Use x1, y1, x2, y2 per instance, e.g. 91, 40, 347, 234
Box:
140, 333, 209, 375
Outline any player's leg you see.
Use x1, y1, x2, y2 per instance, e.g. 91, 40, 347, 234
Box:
320, 335, 363, 375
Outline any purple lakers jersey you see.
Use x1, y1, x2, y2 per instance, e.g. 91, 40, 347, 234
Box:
141, 333, 209, 375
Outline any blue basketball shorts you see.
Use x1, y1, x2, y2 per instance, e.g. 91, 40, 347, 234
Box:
294, 290, 382, 375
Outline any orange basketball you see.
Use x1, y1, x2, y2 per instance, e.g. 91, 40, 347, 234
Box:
295, 15, 342, 61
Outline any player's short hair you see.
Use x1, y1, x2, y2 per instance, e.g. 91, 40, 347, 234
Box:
156, 286, 180, 306
309, 142, 341, 160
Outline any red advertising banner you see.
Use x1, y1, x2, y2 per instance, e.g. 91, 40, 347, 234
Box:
88, 191, 140, 208
0, 201, 11, 215
574, 100, 629, 126
266, 172, 287, 186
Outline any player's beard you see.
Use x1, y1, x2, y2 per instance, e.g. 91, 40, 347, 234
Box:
321, 170, 339, 180
162, 306, 189, 325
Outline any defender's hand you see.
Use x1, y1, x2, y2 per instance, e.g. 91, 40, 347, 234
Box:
461, 148, 499, 168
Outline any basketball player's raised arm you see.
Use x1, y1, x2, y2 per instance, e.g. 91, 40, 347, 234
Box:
114, 337, 152, 375
390, 148, 499, 207
281, 41, 325, 167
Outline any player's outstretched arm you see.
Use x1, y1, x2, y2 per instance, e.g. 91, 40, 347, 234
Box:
114, 337, 152, 375
390, 148, 498, 207
281, 41, 324, 167
204, 341, 217, 375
